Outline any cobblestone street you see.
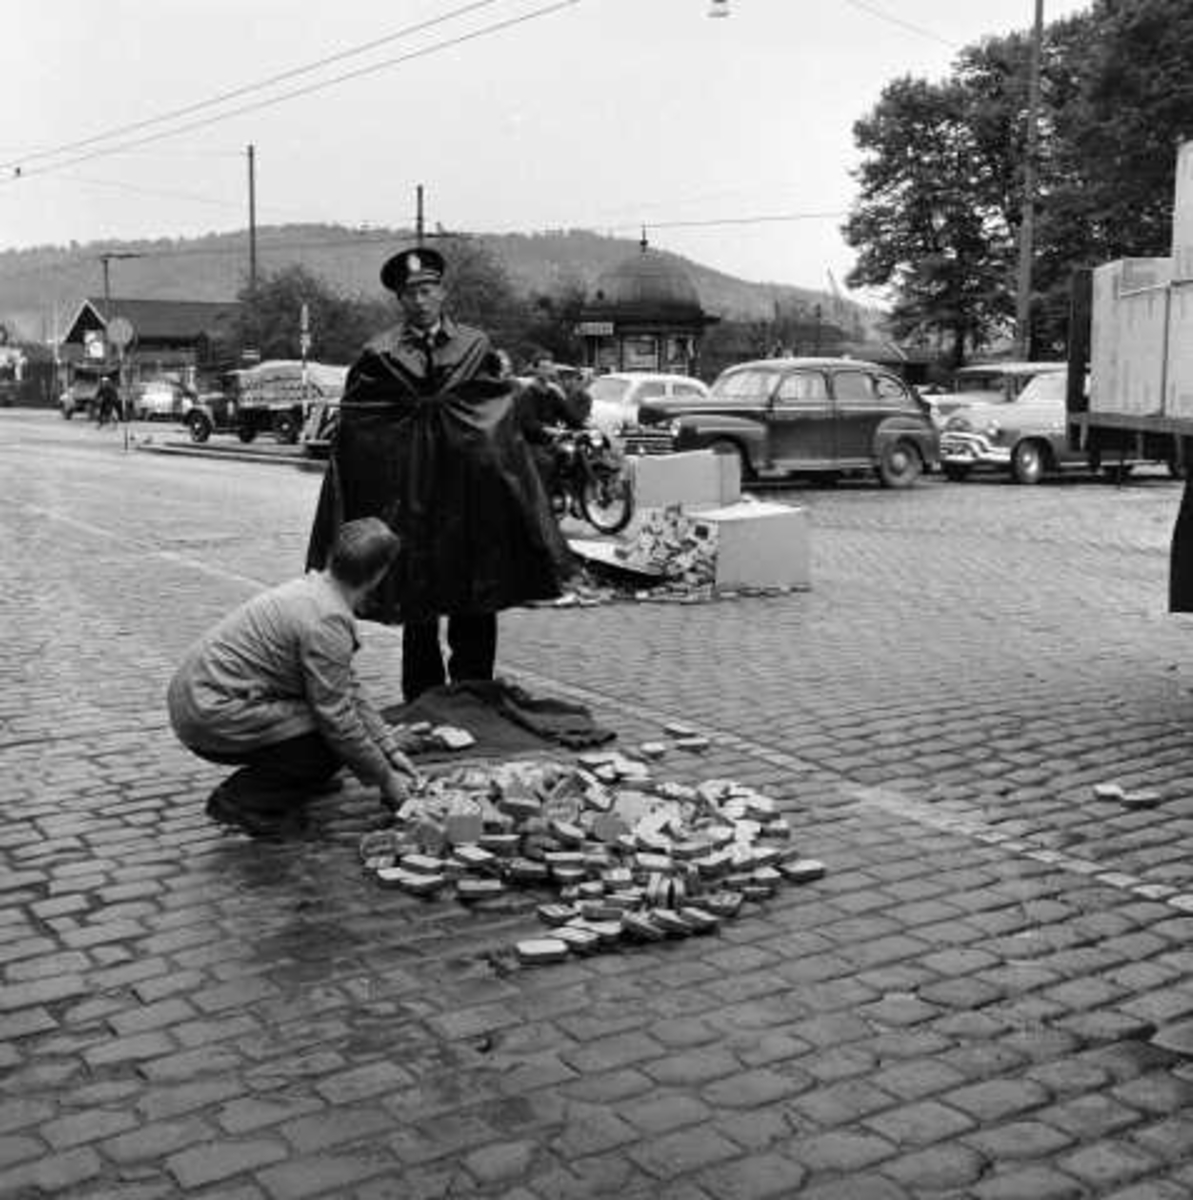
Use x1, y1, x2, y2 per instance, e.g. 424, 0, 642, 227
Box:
7, 409, 1193, 1199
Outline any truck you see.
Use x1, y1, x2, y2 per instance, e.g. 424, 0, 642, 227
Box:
1066, 140, 1193, 481
225, 359, 348, 446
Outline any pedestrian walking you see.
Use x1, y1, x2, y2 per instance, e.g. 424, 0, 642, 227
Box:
306, 246, 567, 701
168, 517, 419, 833
95, 377, 120, 427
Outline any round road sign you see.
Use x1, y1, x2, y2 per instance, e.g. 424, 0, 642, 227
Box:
106, 317, 135, 348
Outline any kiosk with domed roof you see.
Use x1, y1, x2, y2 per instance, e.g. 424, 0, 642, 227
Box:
577, 237, 717, 377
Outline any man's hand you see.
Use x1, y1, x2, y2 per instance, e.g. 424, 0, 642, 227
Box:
380, 768, 413, 810
385, 744, 419, 780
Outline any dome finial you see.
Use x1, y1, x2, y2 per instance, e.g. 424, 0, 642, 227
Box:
639, 226, 649, 253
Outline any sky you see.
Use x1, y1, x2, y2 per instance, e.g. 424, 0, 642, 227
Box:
0, 0, 1093, 299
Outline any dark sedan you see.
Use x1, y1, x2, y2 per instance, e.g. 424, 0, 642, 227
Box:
636, 357, 939, 487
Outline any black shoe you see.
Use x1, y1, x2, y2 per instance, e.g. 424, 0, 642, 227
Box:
205, 784, 306, 837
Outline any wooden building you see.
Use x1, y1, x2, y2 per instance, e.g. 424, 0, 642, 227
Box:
58, 297, 240, 389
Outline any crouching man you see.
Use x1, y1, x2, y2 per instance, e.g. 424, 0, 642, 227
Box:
168, 517, 418, 833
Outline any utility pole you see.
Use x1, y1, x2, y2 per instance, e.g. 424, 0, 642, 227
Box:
98, 251, 141, 319
247, 144, 258, 294
416, 184, 425, 246
1014, 0, 1044, 359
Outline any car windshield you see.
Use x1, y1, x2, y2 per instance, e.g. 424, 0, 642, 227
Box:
1015, 373, 1070, 404
952, 367, 1064, 402
710, 369, 776, 401
588, 377, 632, 402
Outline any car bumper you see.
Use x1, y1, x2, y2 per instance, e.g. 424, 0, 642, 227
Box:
939, 432, 1011, 467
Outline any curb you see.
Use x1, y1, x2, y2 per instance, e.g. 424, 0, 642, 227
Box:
134, 440, 328, 472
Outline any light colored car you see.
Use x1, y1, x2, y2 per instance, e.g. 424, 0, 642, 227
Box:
588, 372, 710, 435
135, 378, 194, 421
938, 369, 1175, 483
923, 361, 1066, 429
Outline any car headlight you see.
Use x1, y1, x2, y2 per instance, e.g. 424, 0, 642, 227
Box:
944, 415, 971, 432
665, 419, 683, 437
983, 419, 1002, 441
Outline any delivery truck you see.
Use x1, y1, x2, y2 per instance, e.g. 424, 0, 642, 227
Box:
1066, 140, 1193, 480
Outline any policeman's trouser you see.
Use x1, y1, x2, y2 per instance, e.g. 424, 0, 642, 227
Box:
402, 614, 497, 702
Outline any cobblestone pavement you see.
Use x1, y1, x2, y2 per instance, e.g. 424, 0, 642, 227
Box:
6, 409, 1193, 1199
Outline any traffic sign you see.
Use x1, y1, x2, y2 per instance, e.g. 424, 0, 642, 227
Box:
106, 317, 135, 349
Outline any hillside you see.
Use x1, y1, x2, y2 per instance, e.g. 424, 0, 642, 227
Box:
0, 224, 879, 342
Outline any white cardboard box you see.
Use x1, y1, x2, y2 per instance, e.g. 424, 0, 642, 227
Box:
629, 450, 740, 511
694, 500, 811, 590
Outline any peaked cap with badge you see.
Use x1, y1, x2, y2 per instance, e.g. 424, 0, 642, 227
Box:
380, 246, 445, 292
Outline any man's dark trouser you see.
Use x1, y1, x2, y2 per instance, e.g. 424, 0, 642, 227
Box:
402, 613, 497, 702
198, 731, 341, 814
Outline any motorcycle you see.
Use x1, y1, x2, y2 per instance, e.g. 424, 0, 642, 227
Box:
544, 425, 635, 535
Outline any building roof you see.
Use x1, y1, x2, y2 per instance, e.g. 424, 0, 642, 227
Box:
62, 298, 241, 345
584, 245, 708, 324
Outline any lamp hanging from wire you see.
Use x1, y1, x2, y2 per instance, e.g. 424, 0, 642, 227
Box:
708, 0, 730, 17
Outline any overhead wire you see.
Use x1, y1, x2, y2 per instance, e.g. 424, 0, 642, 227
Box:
0, 0, 517, 174
2, 0, 582, 185
838, 0, 958, 49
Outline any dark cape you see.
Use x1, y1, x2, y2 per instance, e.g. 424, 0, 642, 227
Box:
306, 321, 567, 624
1171, 475, 1193, 612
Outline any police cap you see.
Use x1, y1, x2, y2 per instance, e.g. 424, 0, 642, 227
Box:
381, 246, 446, 292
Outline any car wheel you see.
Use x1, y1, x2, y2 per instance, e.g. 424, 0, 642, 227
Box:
237, 426, 257, 444
943, 463, 971, 482
275, 412, 300, 444
708, 437, 753, 482
1010, 440, 1047, 485
188, 412, 213, 443
1169, 456, 1189, 481
877, 439, 922, 488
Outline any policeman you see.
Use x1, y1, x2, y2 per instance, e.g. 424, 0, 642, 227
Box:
307, 247, 567, 701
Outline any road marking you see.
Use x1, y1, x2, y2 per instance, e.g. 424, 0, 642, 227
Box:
18, 503, 269, 592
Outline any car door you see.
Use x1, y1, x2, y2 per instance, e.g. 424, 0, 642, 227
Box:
831, 368, 908, 464
766, 370, 834, 470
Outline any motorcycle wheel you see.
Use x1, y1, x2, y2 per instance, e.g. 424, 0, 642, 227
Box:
580, 471, 634, 534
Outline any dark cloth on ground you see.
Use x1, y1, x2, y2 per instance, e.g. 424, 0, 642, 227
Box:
402, 613, 497, 701
380, 678, 616, 760
305, 318, 568, 625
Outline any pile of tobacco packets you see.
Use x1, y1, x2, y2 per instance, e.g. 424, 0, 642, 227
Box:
613, 506, 718, 587
357, 748, 826, 966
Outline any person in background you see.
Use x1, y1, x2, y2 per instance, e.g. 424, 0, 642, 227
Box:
306, 247, 566, 702
95, 377, 120, 427
516, 350, 585, 495
168, 517, 418, 833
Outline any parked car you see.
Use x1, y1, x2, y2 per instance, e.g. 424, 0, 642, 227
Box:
58, 376, 102, 420
134, 377, 195, 421
588, 372, 710, 437
922, 361, 1066, 428
635, 357, 939, 487
938, 369, 1176, 483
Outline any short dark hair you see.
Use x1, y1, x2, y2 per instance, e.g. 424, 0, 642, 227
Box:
327, 518, 401, 587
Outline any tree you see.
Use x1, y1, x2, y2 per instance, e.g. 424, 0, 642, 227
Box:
234, 265, 387, 364
845, 0, 1193, 361
844, 75, 1016, 366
